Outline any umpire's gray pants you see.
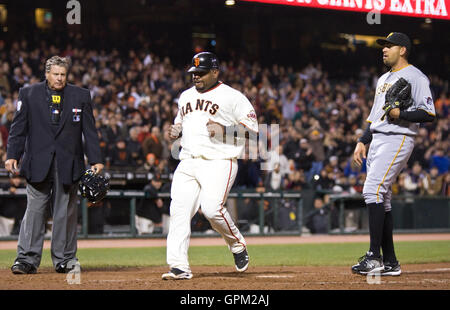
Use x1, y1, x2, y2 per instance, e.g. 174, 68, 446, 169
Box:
15, 159, 79, 269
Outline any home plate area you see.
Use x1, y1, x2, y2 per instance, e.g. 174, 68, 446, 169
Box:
1, 264, 449, 290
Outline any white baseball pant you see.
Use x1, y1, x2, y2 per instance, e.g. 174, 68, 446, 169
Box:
166, 157, 246, 272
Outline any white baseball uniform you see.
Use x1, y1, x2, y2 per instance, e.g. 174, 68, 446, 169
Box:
167, 81, 258, 273
363, 65, 435, 210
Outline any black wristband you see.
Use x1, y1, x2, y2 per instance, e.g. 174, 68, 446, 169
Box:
399, 109, 435, 123
357, 124, 373, 145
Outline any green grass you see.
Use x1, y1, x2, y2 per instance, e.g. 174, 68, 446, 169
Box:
0, 240, 448, 269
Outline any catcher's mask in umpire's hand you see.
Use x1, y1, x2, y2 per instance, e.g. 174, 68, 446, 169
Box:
79, 169, 110, 203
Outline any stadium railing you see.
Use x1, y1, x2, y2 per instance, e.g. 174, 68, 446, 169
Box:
0, 189, 449, 240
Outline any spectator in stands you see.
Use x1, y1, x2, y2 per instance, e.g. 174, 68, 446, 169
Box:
108, 138, 134, 168
136, 173, 170, 234
234, 158, 261, 189
101, 116, 125, 147
266, 145, 290, 177
282, 125, 302, 160
442, 173, 450, 196
126, 126, 144, 167
323, 156, 342, 180
307, 121, 325, 181
280, 85, 300, 121
408, 128, 432, 169
348, 174, 363, 194
0, 147, 5, 168
295, 138, 315, 175
97, 130, 109, 165
285, 169, 307, 191
429, 147, 449, 175
142, 126, 163, 160
392, 172, 407, 195
137, 153, 159, 174
305, 196, 330, 234
434, 92, 449, 118
313, 169, 335, 191
264, 163, 284, 192
422, 166, 445, 196
403, 162, 426, 195
0, 175, 26, 235
137, 124, 151, 144
0, 62, 11, 94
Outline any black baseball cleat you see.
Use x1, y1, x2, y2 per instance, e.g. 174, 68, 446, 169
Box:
351, 251, 384, 275
381, 261, 402, 276
11, 261, 37, 275
55, 260, 81, 273
233, 249, 249, 272
161, 268, 193, 280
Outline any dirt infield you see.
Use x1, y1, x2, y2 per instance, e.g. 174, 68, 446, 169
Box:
1, 264, 449, 290
1, 234, 449, 290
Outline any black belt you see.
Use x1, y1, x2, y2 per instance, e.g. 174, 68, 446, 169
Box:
373, 131, 416, 137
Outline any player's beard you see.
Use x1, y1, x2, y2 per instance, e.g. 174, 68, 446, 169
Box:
194, 79, 217, 93
383, 53, 399, 68
194, 79, 206, 92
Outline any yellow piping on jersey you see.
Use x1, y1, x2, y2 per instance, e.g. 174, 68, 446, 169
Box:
376, 135, 406, 202
418, 108, 436, 116
390, 64, 411, 73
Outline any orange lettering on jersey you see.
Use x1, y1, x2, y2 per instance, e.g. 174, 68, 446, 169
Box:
185, 102, 193, 114
209, 103, 219, 115
196, 99, 204, 110
204, 100, 211, 112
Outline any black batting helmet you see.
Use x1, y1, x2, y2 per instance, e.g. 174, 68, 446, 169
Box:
79, 169, 110, 203
187, 52, 219, 73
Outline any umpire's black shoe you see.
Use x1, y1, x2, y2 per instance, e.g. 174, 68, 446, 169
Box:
233, 249, 249, 272
351, 251, 384, 275
55, 261, 81, 273
11, 261, 37, 275
381, 261, 402, 276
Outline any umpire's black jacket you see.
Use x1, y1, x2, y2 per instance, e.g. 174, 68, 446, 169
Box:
6, 81, 102, 185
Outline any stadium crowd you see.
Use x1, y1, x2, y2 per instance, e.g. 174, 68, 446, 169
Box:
0, 37, 448, 234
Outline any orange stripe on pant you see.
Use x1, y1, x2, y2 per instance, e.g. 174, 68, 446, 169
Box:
219, 159, 246, 250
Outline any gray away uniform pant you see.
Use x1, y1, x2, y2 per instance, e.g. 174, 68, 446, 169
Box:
363, 132, 415, 211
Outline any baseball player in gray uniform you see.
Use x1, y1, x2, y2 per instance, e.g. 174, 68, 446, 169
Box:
351, 33, 436, 276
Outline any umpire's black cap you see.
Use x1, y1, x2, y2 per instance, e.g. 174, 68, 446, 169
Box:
188, 52, 219, 73
377, 32, 411, 53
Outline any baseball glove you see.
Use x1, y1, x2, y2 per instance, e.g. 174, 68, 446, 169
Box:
381, 77, 413, 121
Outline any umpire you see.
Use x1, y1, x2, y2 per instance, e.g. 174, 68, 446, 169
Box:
5, 56, 104, 274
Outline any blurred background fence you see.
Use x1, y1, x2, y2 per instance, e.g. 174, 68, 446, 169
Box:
1, 188, 448, 240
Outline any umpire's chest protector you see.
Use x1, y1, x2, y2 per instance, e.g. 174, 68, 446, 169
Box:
20, 82, 97, 185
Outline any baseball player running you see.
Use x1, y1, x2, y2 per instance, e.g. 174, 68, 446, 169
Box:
351, 33, 435, 276
162, 52, 258, 280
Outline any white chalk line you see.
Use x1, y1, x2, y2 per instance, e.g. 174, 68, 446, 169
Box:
256, 275, 295, 278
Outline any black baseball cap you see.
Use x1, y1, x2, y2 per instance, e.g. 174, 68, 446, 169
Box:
187, 52, 219, 73
376, 32, 411, 53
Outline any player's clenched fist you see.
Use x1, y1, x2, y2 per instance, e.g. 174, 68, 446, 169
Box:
206, 119, 224, 138
169, 123, 182, 139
